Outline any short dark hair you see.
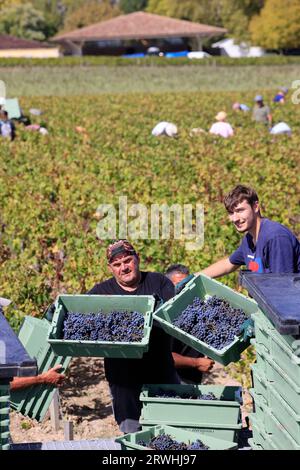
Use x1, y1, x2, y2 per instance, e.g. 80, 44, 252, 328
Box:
165, 264, 189, 279
224, 185, 259, 213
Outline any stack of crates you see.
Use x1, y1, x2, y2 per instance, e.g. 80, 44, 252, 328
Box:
240, 272, 300, 450
250, 311, 300, 450
139, 384, 243, 443
0, 384, 10, 450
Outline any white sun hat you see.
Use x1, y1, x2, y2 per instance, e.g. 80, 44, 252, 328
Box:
0, 297, 11, 307
165, 122, 178, 137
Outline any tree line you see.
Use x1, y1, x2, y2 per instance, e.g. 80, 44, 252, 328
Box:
0, 1, 299, 50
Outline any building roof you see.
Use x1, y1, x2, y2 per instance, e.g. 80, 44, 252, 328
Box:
0, 34, 56, 49
53, 11, 226, 42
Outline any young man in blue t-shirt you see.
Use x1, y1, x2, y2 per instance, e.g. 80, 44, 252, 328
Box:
201, 185, 300, 277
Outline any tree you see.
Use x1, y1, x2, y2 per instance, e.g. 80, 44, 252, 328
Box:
29, 0, 66, 37
0, 2, 48, 40
119, 0, 148, 14
146, 0, 264, 42
250, 0, 300, 49
0, 0, 23, 8
62, 0, 121, 32
147, 0, 223, 25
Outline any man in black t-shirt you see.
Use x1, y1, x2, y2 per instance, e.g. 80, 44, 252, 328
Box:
88, 240, 179, 433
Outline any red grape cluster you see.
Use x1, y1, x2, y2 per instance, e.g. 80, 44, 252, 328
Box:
173, 295, 247, 350
63, 310, 144, 342
138, 434, 209, 450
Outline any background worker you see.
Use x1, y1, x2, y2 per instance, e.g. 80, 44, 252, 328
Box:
88, 240, 179, 434
165, 264, 215, 385
200, 185, 300, 278
273, 87, 288, 104
252, 95, 272, 126
209, 111, 234, 138
0, 110, 16, 140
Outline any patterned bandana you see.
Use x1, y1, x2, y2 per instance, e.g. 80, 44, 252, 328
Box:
106, 240, 137, 263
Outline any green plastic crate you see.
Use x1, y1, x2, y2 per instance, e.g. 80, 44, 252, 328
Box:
115, 424, 238, 450
252, 312, 272, 353
268, 384, 300, 445
269, 330, 300, 387
141, 422, 241, 443
252, 311, 300, 379
251, 340, 268, 376
47, 295, 155, 358
140, 384, 242, 429
10, 316, 71, 422
266, 410, 300, 450
265, 354, 300, 415
0, 384, 10, 451
249, 389, 272, 435
250, 414, 277, 450
248, 439, 263, 450
153, 274, 259, 366
251, 364, 270, 404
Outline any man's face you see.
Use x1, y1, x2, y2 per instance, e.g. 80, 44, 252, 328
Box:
169, 272, 188, 286
108, 253, 140, 288
228, 199, 259, 233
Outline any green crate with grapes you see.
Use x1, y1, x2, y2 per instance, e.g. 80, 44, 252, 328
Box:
153, 274, 259, 366
115, 424, 238, 450
47, 294, 155, 358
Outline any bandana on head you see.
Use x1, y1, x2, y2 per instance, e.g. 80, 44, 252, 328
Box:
106, 240, 137, 263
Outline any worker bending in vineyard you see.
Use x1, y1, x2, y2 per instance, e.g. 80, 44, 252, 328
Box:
200, 185, 300, 278
88, 240, 179, 434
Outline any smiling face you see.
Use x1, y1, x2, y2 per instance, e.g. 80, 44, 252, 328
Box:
228, 199, 260, 233
108, 253, 140, 289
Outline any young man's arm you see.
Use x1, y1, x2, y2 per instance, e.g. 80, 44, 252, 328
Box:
197, 257, 240, 279
10, 365, 65, 391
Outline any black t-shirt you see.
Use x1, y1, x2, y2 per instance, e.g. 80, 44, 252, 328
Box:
88, 272, 177, 385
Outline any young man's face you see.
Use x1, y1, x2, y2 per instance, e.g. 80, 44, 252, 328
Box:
108, 253, 140, 288
228, 199, 259, 233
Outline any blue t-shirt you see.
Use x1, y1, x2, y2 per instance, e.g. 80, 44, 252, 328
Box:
273, 93, 284, 103
229, 218, 300, 273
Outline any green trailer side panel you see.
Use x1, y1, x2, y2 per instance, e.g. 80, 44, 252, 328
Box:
0, 384, 10, 450
10, 316, 71, 422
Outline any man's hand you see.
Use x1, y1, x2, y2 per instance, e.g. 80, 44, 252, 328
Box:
193, 357, 215, 373
40, 364, 65, 386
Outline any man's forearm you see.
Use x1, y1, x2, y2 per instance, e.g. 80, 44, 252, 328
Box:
10, 375, 43, 391
172, 352, 197, 369
201, 257, 239, 279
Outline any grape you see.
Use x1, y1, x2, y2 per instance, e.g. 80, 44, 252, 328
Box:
63, 310, 144, 342
152, 388, 217, 400
138, 433, 209, 450
173, 295, 247, 350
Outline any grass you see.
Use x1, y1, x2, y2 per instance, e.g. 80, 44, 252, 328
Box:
1, 64, 300, 96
